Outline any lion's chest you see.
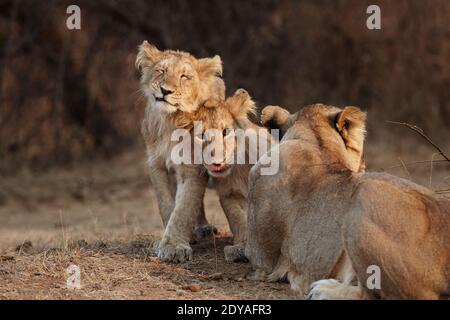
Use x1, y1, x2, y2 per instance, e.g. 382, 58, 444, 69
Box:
146, 136, 179, 169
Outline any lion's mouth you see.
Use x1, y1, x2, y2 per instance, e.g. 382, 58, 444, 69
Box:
154, 95, 178, 108
205, 164, 231, 177
207, 163, 226, 172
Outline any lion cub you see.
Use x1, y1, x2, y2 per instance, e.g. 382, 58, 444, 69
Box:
136, 41, 225, 263
189, 89, 275, 262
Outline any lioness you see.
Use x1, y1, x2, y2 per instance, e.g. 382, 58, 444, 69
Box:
136, 41, 225, 263
246, 104, 450, 299
190, 89, 275, 262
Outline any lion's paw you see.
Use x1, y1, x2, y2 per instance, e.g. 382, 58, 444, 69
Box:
305, 279, 342, 300
191, 224, 217, 243
224, 244, 248, 263
157, 242, 193, 263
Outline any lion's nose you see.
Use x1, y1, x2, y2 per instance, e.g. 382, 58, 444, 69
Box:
160, 86, 173, 97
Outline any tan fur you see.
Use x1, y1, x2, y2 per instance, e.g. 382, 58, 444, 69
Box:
246, 104, 450, 299
136, 41, 225, 263
190, 89, 274, 262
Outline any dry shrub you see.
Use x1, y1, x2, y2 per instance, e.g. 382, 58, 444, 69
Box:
0, 0, 449, 172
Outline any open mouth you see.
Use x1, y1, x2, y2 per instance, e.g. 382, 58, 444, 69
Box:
206, 164, 230, 175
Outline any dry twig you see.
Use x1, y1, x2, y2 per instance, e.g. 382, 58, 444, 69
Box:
386, 121, 450, 162
381, 159, 449, 171
397, 157, 412, 180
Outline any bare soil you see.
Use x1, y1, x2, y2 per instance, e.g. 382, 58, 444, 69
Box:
0, 150, 295, 299
0, 144, 448, 300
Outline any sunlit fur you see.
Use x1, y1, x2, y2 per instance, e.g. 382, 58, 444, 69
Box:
246, 104, 450, 299
186, 89, 274, 262
136, 41, 226, 263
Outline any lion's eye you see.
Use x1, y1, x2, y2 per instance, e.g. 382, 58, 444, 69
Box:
181, 74, 191, 80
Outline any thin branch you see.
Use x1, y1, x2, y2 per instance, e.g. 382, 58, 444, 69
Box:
386, 120, 450, 162
397, 157, 412, 180
379, 159, 450, 172
429, 153, 440, 188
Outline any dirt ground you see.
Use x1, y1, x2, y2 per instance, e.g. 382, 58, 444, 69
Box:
0, 142, 449, 300
0, 150, 296, 299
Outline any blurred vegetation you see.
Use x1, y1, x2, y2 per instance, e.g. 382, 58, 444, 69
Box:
0, 0, 449, 172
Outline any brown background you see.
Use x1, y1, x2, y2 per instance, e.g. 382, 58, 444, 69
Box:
0, 0, 449, 299
1, 0, 449, 171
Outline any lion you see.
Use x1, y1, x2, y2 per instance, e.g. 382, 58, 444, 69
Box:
186, 89, 275, 262
246, 103, 450, 299
135, 41, 225, 263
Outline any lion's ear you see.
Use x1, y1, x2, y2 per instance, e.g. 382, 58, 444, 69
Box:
226, 89, 256, 119
135, 41, 162, 72
196, 55, 223, 78
334, 106, 367, 155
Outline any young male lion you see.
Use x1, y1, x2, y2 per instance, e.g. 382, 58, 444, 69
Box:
246, 104, 450, 299
135, 41, 225, 263
189, 89, 275, 262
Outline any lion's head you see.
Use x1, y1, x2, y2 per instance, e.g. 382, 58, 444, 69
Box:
261, 104, 366, 173
136, 41, 225, 114
190, 89, 265, 178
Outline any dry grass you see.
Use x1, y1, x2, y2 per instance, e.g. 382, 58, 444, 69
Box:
0, 144, 448, 300
0, 150, 295, 300
0, 235, 294, 300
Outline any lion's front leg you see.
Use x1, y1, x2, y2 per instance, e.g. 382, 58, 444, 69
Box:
218, 192, 248, 262
148, 162, 176, 228
158, 167, 208, 263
